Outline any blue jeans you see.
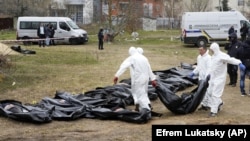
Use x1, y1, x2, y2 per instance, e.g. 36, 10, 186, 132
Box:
240, 69, 250, 94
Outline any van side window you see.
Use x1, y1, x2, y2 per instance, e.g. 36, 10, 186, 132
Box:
20, 22, 32, 29
32, 22, 40, 29
59, 22, 70, 31
20, 22, 43, 29
51, 23, 57, 30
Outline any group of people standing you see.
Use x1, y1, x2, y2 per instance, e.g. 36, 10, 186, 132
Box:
225, 25, 250, 96
37, 23, 56, 47
229, 22, 250, 42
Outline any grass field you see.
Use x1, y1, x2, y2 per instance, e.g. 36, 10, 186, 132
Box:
0, 29, 198, 102
1, 29, 249, 141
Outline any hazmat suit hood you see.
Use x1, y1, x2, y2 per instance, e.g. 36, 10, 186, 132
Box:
210, 42, 220, 56
137, 47, 144, 54
129, 46, 137, 56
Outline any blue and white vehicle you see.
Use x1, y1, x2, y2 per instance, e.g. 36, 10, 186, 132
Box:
181, 11, 250, 47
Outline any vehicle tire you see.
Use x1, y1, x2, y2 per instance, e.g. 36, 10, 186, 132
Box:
22, 36, 32, 46
196, 38, 207, 47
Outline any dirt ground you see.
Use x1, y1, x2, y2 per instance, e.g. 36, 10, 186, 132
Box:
0, 79, 250, 141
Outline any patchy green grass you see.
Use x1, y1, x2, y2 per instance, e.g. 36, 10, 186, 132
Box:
0, 29, 240, 141
0, 29, 198, 101
0, 29, 16, 40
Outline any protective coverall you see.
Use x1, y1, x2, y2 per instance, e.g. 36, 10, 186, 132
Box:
192, 49, 211, 81
114, 47, 156, 111
207, 43, 242, 115
192, 49, 211, 108
137, 47, 143, 54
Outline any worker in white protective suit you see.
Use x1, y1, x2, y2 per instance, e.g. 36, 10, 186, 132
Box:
190, 46, 211, 81
205, 42, 245, 117
137, 47, 157, 86
189, 46, 211, 111
113, 46, 157, 112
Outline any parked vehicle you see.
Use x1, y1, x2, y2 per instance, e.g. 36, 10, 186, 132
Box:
16, 16, 88, 45
181, 11, 250, 47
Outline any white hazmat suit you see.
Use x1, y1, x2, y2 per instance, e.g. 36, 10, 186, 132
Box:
137, 47, 144, 54
114, 47, 156, 111
192, 48, 211, 108
193, 49, 211, 81
207, 42, 242, 115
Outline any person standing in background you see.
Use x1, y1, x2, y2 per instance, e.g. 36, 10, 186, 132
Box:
238, 38, 250, 96
240, 22, 248, 42
224, 32, 242, 87
45, 24, 51, 46
98, 28, 104, 50
37, 23, 45, 47
228, 25, 235, 35
49, 24, 56, 46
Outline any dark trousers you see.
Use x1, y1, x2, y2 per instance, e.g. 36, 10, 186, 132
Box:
227, 64, 238, 84
38, 34, 45, 47
98, 40, 103, 50
50, 35, 55, 45
241, 35, 247, 42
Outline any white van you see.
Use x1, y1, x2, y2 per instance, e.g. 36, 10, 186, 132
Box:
181, 11, 250, 46
16, 16, 88, 45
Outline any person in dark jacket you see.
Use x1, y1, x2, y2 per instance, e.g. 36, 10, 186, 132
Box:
44, 24, 51, 46
224, 32, 242, 87
228, 25, 235, 35
98, 28, 104, 50
240, 22, 248, 42
49, 24, 56, 45
238, 39, 250, 96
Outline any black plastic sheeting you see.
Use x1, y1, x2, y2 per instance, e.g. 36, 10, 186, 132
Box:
0, 63, 209, 124
10, 45, 36, 54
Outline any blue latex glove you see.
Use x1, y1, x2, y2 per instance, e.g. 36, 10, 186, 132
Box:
189, 72, 194, 78
239, 63, 246, 71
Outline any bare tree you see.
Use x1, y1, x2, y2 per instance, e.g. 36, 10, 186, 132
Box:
102, 0, 141, 41
184, 0, 210, 12
0, 0, 52, 17
163, 0, 183, 29
244, 1, 250, 19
